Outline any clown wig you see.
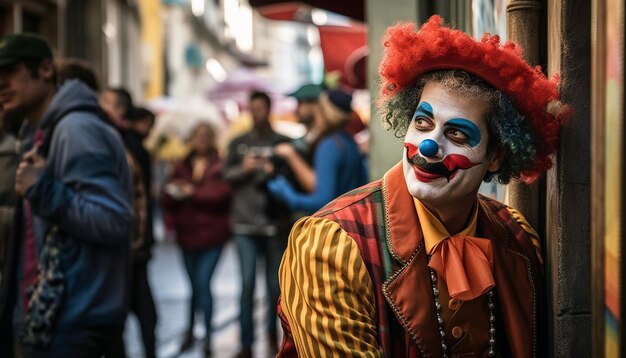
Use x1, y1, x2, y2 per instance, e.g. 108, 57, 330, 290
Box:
378, 15, 572, 183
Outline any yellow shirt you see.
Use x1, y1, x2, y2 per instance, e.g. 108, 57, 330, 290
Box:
279, 217, 382, 357
414, 198, 478, 255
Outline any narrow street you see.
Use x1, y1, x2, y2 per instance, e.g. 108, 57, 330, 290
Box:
123, 240, 277, 358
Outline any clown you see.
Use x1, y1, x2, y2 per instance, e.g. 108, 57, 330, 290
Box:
276, 16, 570, 358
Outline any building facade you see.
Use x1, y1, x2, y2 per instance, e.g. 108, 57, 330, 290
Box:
0, 0, 145, 101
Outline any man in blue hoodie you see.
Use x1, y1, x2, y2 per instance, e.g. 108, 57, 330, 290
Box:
0, 34, 132, 357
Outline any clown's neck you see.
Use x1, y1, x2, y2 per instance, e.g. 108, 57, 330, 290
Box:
422, 198, 476, 236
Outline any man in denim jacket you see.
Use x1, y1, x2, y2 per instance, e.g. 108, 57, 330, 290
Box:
0, 33, 132, 357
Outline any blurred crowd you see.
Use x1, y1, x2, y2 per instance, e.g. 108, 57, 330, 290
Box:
0, 32, 368, 358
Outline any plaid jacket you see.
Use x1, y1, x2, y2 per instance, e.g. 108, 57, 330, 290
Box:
278, 162, 545, 357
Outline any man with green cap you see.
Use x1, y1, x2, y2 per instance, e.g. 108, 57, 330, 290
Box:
272, 83, 324, 196
291, 83, 323, 159
0, 33, 132, 357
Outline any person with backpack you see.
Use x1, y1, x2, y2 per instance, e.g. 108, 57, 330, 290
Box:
0, 33, 132, 357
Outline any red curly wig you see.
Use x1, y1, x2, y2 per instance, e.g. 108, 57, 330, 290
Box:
378, 15, 572, 183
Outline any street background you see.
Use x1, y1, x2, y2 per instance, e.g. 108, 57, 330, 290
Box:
124, 239, 277, 358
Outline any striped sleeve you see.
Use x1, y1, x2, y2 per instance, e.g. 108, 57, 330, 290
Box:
279, 217, 383, 357
507, 207, 543, 266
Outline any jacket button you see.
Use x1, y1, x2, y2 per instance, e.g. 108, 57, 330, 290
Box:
451, 325, 464, 339
448, 298, 461, 310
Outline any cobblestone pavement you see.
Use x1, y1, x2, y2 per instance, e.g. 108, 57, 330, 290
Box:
123, 240, 280, 358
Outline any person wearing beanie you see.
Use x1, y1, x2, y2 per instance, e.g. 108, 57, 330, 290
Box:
267, 88, 368, 213
0, 33, 132, 356
276, 16, 571, 357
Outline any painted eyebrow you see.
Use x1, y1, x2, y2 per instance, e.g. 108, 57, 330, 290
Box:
444, 118, 482, 147
413, 101, 433, 118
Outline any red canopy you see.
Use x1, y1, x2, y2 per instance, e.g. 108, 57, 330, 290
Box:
318, 25, 367, 89
249, 0, 364, 21
250, 1, 368, 89
255, 2, 312, 21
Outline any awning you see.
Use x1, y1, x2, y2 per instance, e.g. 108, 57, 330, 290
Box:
249, 0, 364, 22
254, 2, 312, 21
318, 25, 367, 89
249, 1, 368, 89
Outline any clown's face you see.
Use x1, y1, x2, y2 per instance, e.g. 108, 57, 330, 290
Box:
402, 82, 502, 207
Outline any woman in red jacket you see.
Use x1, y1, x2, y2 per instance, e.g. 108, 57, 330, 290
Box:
162, 122, 232, 357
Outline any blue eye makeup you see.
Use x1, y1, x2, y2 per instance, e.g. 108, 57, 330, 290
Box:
411, 102, 482, 147
444, 118, 482, 147
413, 102, 433, 120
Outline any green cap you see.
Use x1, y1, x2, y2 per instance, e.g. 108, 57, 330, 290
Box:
289, 84, 322, 101
0, 33, 53, 67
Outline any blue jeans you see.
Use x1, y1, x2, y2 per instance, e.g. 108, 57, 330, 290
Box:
181, 247, 223, 335
234, 234, 287, 349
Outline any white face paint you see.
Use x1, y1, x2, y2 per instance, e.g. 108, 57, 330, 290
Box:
402, 82, 501, 207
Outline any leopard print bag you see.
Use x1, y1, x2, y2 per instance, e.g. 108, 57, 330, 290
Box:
18, 226, 65, 348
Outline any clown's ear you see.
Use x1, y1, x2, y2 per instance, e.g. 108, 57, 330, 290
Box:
487, 147, 506, 173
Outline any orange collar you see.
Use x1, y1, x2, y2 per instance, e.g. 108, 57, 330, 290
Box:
413, 198, 478, 254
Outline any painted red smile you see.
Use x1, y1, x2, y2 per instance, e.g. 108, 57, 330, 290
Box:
412, 165, 446, 182
405, 143, 481, 183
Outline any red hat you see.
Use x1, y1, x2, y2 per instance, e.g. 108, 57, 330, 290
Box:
378, 15, 572, 183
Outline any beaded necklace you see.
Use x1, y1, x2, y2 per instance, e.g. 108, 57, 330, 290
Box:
428, 267, 497, 357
